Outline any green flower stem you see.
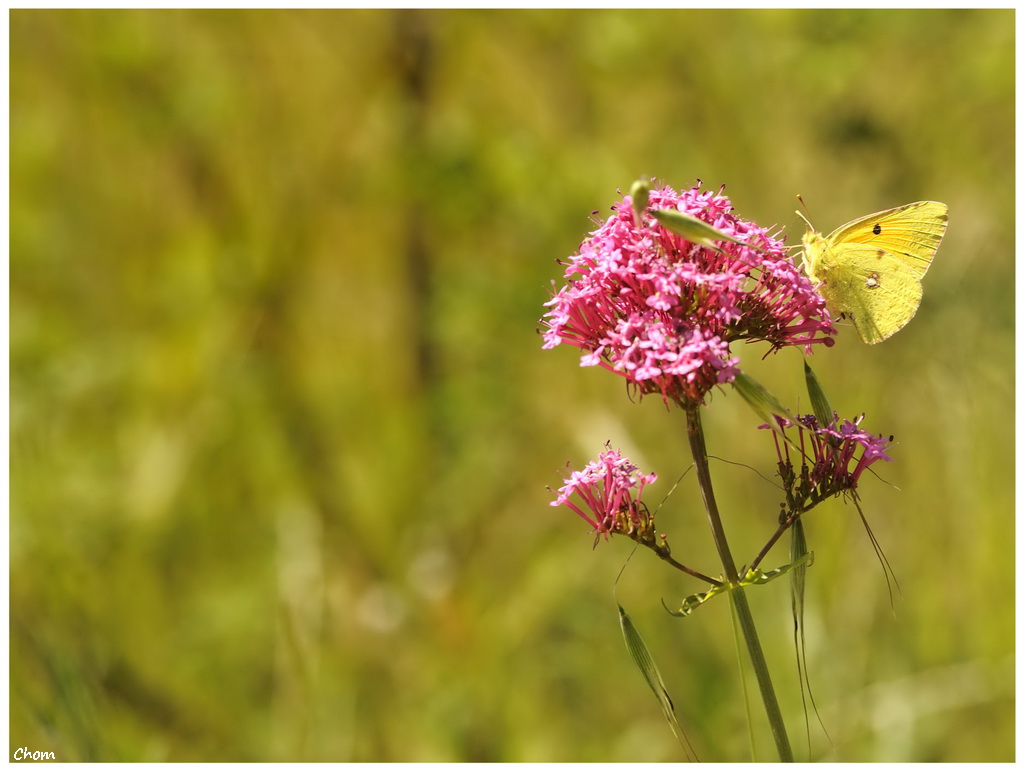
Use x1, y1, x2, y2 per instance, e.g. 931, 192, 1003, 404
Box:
643, 540, 724, 587
748, 508, 802, 574
685, 407, 793, 763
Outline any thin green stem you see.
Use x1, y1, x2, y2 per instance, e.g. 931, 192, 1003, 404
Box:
749, 507, 803, 573
635, 537, 724, 587
684, 406, 794, 763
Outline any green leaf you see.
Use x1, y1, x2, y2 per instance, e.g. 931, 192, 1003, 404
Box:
740, 551, 814, 587
663, 584, 728, 617
664, 553, 813, 619
732, 372, 811, 462
803, 360, 835, 430
618, 604, 698, 760
732, 372, 796, 431
651, 208, 751, 252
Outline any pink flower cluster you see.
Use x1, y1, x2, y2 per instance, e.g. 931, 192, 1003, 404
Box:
542, 182, 836, 408
549, 444, 657, 541
761, 413, 893, 496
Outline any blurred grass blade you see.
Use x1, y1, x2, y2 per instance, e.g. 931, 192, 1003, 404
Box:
651, 208, 751, 252
728, 593, 759, 761
803, 359, 835, 430
618, 604, 698, 761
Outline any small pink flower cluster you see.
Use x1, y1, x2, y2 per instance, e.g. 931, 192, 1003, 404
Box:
549, 444, 657, 540
762, 413, 892, 496
542, 182, 835, 408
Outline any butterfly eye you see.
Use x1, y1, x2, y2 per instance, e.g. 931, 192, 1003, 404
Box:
872, 224, 882, 235
865, 272, 881, 290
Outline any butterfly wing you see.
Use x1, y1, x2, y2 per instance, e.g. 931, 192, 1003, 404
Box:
825, 201, 948, 280
816, 244, 923, 344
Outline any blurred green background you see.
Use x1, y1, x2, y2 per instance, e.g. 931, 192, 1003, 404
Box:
10, 9, 1014, 762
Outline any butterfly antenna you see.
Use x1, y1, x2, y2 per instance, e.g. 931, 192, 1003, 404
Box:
795, 195, 815, 231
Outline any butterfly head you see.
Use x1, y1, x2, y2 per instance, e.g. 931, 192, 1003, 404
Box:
798, 220, 827, 282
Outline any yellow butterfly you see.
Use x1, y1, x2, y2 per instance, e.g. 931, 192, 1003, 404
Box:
800, 201, 948, 344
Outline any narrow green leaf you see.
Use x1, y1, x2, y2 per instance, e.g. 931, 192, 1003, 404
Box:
618, 604, 698, 760
732, 372, 810, 461
663, 584, 728, 617
790, 521, 809, 686
651, 208, 751, 252
791, 517, 812, 756
663, 552, 813, 621
739, 551, 814, 588
791, 519, 833, 754
803, 360, 835, 430
790, 519, 809, 627
732, 372, 792, 428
